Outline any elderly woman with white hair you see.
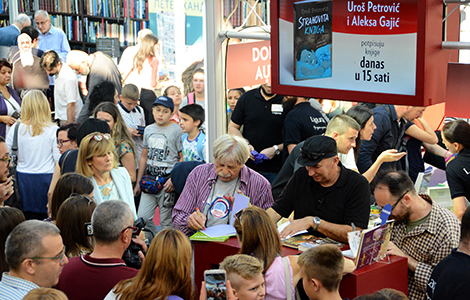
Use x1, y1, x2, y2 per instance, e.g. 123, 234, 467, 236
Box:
172, 134, 274, 236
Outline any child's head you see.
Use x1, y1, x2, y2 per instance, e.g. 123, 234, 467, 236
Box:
227, 88, 245, 111
192, 68, 205, 94
219, 254, 265, 300
152, 95, 174, 127
120, 84, 140, 112
164, 85, 183, 107
179, 104, 205, 134
298, 245, 344, 298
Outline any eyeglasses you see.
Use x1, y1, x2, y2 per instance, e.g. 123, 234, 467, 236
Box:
69, 193, 95, 205
57, 139, 70, 147
234, 209, 244, 222
0, 156, 11, 164
300, 149, 325, 161
391, 189, 409, 210
91, 133, 111, 142
121, 226, 139, 235
25, 246, 67, 264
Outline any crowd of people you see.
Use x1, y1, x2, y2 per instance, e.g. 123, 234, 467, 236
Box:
0, 11, 468, 300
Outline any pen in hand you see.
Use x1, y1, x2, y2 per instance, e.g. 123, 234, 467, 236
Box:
196, 207, 206, 231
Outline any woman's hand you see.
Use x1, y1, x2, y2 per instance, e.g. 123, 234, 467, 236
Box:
0, 115, 16, 126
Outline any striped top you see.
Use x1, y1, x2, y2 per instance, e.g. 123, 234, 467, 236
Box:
172, 163, 274, 236
0, 273, 39, 300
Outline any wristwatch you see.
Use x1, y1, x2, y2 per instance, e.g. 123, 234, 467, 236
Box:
273, 145, 281, 155
312, 216, 321, 231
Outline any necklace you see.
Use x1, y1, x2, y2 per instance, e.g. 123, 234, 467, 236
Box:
102, 180, 115, 196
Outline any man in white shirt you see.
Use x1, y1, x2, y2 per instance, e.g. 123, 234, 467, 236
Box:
40, 50, 82, 125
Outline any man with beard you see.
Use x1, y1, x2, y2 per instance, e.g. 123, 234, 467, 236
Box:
282, 96, 328, 158
66, 50, 122, 124
373, 170, 460, 300
8, 26, 44, 63
11, 34, 49, 97
40, 50, 83, 125
228, 82, 285, 184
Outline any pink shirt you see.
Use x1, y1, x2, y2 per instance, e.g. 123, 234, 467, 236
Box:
264, 256, 295, 300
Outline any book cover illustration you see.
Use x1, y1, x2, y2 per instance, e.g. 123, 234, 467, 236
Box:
355, 221, 394, 269
293, 0, 332, 80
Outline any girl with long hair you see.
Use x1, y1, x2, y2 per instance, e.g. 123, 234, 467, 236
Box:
56, 195, 97, 257
126, 33, 165, 125
442, 119, 470, 220
104, 228, 194, 300
164, 85, 183, 124
93, 102, 136, 182
346, 104, 406, 182
6, 90, 60, 219
234, 206, 354, 300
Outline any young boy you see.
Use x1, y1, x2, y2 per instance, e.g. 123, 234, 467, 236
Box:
179, 104, 206, 162
297, 245, 345, 300
135, 95, 183, 239
117, 83, 146, 166
219, 254, 266, 300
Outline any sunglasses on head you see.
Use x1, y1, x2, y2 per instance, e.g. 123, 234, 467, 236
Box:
300, 149, 325, 161
91, 133, 111, 142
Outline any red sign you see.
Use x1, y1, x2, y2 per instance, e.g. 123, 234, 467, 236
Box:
226, 41, 271, 89
271, 0, 459, 106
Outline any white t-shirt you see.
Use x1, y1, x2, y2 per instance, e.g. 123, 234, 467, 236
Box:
339, 148, 358, 170
54, 63, 83, 121
6, 123, 61, 173
117, 103, 145, 165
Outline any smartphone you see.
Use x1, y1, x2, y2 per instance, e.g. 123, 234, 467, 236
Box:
204, 270, 227, 300
137, 126, 145, 135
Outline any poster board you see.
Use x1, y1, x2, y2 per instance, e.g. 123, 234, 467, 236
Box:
270, 0, 459, 106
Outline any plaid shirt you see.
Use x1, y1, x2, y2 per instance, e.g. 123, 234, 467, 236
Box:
391, 195, 460, 300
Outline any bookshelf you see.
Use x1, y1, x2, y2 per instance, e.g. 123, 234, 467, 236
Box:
0, 0, 10, 26
22, 0, 149, 53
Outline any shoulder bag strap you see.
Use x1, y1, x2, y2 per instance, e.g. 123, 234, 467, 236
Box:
3, 96, 19, 114
12, 123, 19, 166
282, 256, 292, 300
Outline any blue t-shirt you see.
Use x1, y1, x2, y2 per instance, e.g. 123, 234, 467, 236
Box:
182, 130, 206, 162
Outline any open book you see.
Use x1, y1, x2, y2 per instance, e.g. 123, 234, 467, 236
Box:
190, 192, 249, 242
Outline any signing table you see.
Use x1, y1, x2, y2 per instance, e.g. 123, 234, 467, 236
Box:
193, 237, 408, 299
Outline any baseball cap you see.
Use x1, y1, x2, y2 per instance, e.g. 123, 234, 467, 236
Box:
152, 95, 174, 112
297, 135, 338, 167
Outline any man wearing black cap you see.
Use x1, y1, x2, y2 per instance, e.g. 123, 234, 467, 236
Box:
266, 135, 371, 243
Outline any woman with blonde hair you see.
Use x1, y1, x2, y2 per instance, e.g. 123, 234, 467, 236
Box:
6, 90, 60, 219
104, 228, 194, 300
76, 132, 136, 218
126, 33, 166, 125
93, 102, 136, 182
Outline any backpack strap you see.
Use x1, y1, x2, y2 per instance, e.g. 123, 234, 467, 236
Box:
11, 123, 20, 166
188, 92, 194, 105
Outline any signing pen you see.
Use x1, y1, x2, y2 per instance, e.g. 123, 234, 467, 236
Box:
351, 222, 356, 232
196, 207, 206, 230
